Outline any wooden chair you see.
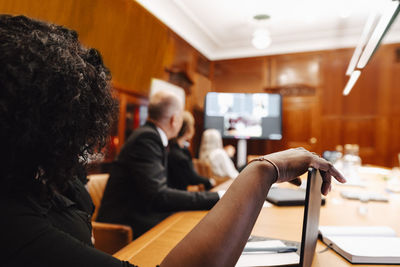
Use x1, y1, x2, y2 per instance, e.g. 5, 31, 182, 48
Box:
192, 158, 213, 178
87, 174, 133, 254
192, 158, 230, 186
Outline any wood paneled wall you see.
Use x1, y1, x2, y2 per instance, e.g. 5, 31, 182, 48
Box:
212, 45, 400, 167
2, 0, 398, 167
0, 0, 170, 96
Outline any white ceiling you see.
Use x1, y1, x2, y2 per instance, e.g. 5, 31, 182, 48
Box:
136, 0, 400, 60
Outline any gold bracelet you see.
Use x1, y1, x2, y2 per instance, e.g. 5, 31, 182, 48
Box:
249, 156, 280, 183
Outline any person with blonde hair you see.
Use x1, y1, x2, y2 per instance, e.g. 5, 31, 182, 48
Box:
199, 129, 239, 179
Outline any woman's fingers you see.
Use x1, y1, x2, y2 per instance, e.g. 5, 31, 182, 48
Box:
310, 153, 346, 184
320, 170, 331, 195
288, 177, 302, 186
327, 167, 346, 183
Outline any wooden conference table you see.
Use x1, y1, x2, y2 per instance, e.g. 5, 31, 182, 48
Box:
114, 166, 400, 267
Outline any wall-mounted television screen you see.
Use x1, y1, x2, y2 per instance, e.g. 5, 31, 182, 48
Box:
204, 92, 282, 140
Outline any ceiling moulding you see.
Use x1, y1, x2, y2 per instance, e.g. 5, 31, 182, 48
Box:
136, 0, 400, 60
208, 31, 400, 60
135, 0, 218, 58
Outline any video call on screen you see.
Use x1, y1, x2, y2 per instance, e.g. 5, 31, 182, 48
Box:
204, 92, 282, 140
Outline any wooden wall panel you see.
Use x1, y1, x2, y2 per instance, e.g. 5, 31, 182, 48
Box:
389, 118, 400, 167
271, 54, 322, 152
340, 118, 378, 164
212, 45, 400, 167
187, 73, 212, 111
342, 57, 380, 116
271, 54, 321, 87
281, 96, 318, 151
386, 45, 400, 167
320, 49, 351, 116
320, 118, 342, 151
0, 0, 170, 96
186, 72, 212, 157
212, 58, 269, 92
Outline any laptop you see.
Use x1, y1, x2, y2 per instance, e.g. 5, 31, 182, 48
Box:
237, 168, 322, 267
298, 167, 322, 267
266, 187, 325, 206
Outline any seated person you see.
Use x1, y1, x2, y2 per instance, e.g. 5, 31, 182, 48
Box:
97, 91, 220, 239
199, 129, 239, 179
0, 15, 345, 267
168, 111, 215, 191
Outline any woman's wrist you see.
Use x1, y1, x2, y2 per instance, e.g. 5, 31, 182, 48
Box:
249, 156, 279, 184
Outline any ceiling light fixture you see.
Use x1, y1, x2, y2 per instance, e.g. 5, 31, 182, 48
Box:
252, 14, 271, 50
343, 70, 361, 96
252, 28, 271, 49
345, 12, 378, 76
357, 1, 400, 68
343, 0, 400, 96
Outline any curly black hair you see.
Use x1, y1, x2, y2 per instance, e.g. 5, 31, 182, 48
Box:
0, 15, 117, 194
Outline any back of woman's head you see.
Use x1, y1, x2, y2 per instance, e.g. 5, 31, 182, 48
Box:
199, 129, 223, 160
0, 15, 117, 193
177, 111, 195, 139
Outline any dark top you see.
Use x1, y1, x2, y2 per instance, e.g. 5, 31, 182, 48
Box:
97, 121, 219, 238
0, 178, 136, 267
167, 141, 212, 190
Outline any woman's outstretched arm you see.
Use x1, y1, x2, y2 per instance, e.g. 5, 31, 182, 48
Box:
160, 148, 346, 267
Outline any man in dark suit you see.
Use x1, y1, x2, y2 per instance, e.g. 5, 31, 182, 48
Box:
97, 90, 220, 238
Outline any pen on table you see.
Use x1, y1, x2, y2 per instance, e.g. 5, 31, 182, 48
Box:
243, 246, 298, 253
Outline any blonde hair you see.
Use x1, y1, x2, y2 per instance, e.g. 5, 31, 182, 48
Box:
199, 129, 223, 160
199, 129, 239, 179
177, 111, 195, 138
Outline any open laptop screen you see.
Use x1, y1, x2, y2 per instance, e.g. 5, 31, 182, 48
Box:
299, 168, 322, 267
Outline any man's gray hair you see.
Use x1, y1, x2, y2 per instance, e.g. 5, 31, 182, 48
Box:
148, 90, 183, 122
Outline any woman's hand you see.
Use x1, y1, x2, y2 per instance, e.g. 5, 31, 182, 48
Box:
261, 147, 346, 195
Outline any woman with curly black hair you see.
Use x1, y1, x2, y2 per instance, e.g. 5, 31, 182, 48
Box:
0, 14, 132, 267
0, 15, 345, 267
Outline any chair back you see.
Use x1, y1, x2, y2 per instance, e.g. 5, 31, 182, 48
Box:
87, 173, 109, 221
192, 158, 230, 186
192, 158, 213, 177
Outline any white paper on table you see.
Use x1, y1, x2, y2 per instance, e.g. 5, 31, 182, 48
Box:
328, 236, 400, 257
319, 226, 396, 237
263, 201, 272, 208
236, 240, 299, 267
243, 240, 284, 251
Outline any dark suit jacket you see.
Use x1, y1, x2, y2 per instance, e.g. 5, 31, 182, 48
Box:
97, 121, 219, 238
168, 141, 213, 190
